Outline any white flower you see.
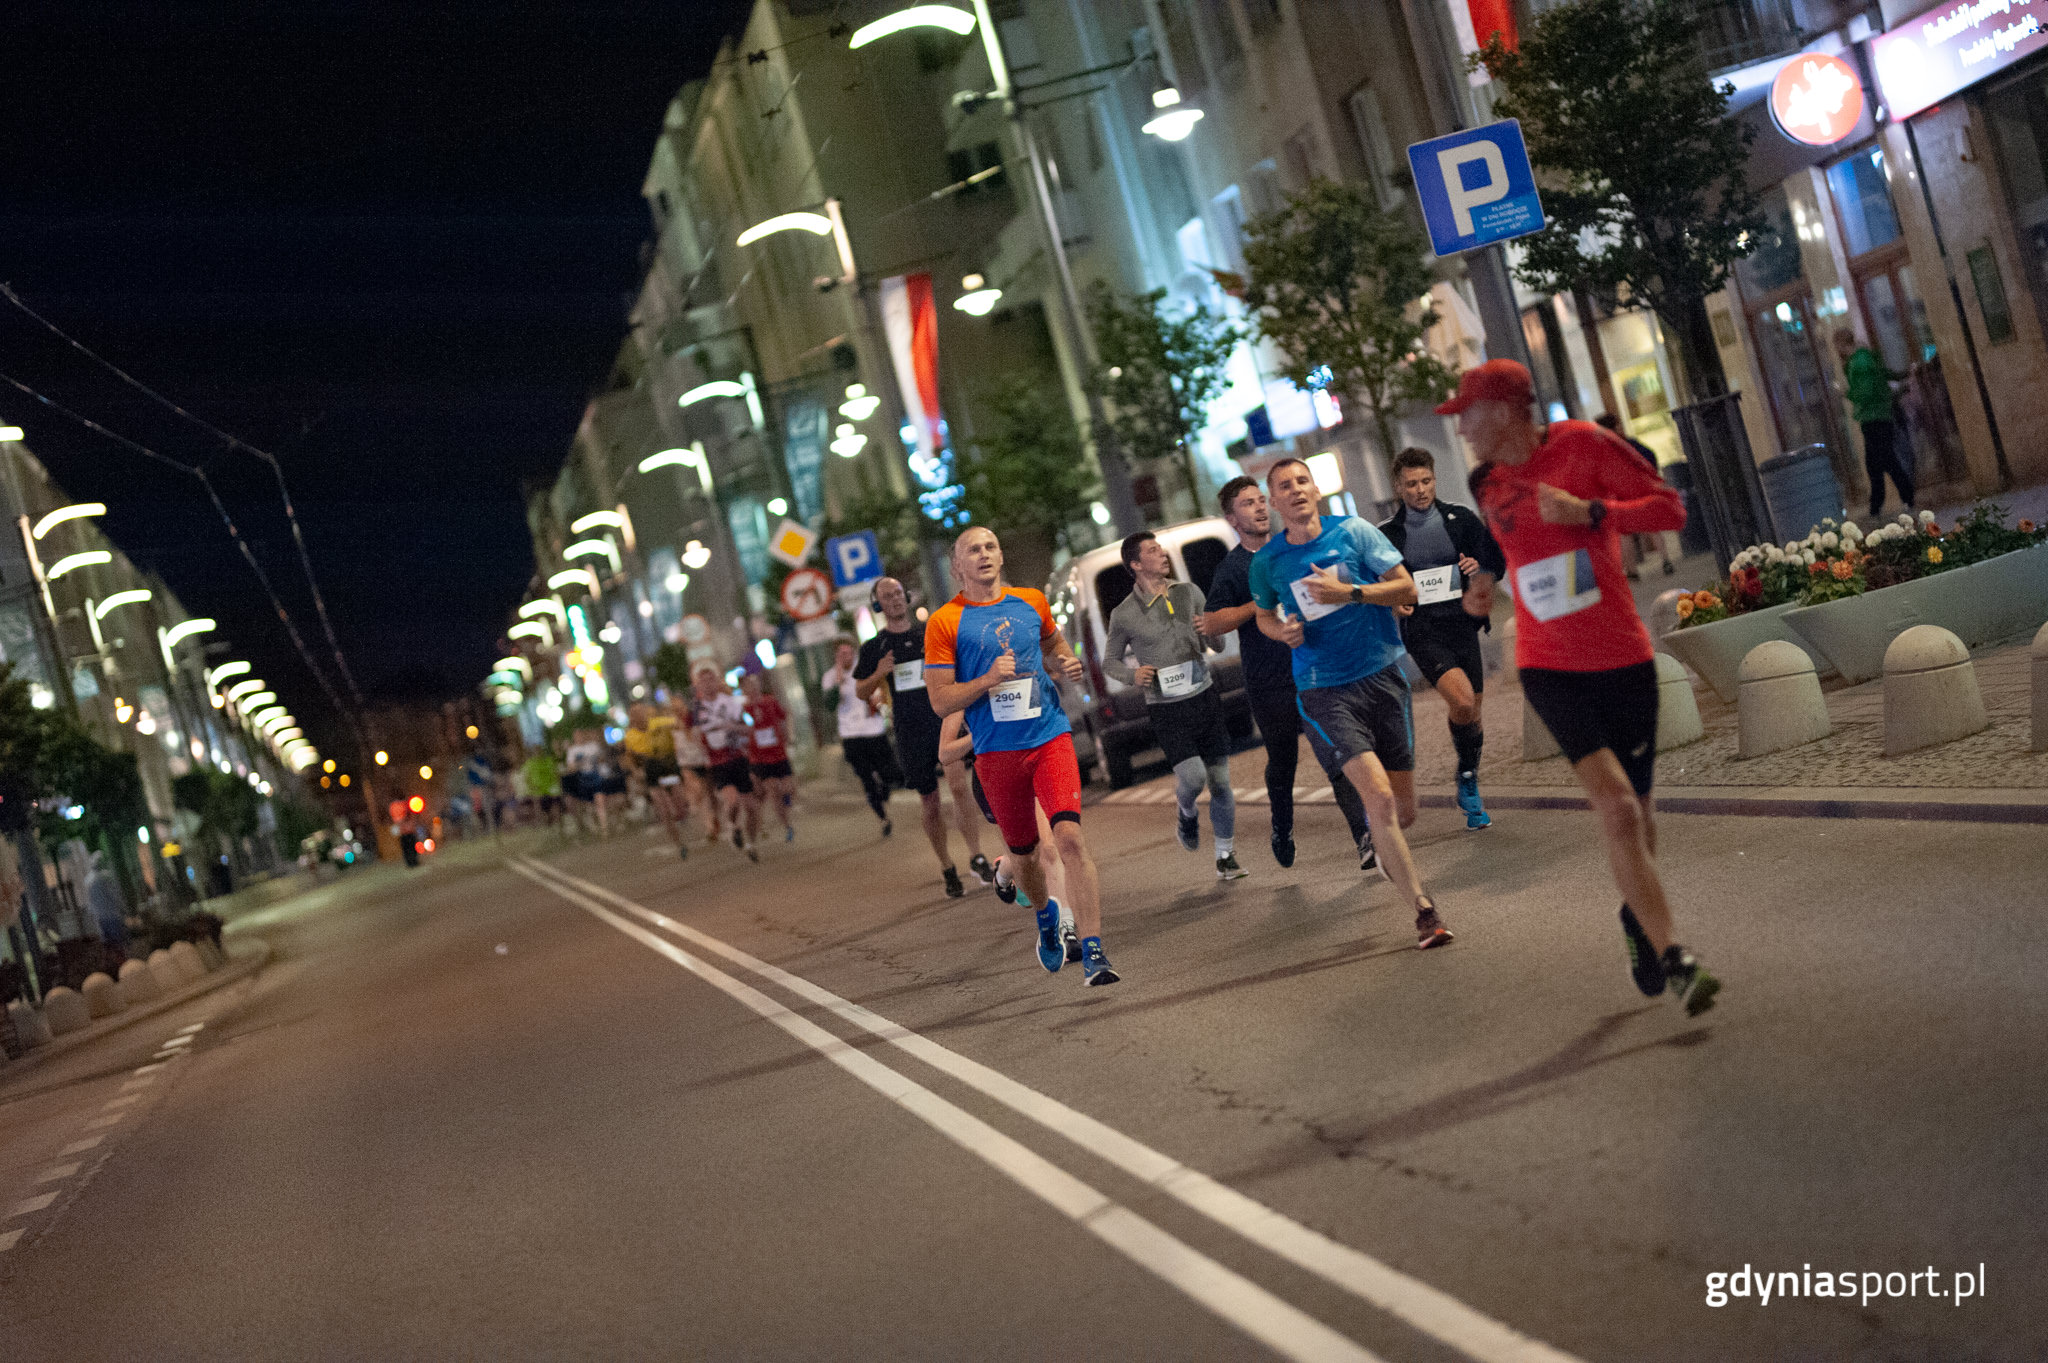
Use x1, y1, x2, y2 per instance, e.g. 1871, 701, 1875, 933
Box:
1821, 532, 1840, 549
1898, 514, 1914, 528
1919, 509, 1936, 523
1785, 541, 1802, 553
1842, 521, 1862, 539
1801, 549, 1817, 564
1821, 517, 1837, 529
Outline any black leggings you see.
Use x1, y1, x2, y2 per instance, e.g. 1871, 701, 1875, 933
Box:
841, 735, 901, 819
1247, 687, 1370, 845
1860, 419, 1915, 516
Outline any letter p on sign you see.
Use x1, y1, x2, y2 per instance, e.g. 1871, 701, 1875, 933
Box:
1438, 142, 1509, 235
1408, 119, 1546, 257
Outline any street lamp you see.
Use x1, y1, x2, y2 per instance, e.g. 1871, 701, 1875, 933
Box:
1141, 87, 1205, 141
375, 750, 389, 766
159, 617, 216, 671
681, 540, 712, 571
564, 538, 622, 575
547, 567, 599, 596
952, 273, 1003, 316
518, 598, 567, 625
494, 656, 534, 681
30, 503, 106, 540
838, 384, 881, 421
240, 692, 278, 713
507, 620, 553, 647
226, 678, 265, 703
44, 549, 111, 581
848, 4, 975, 46
92, 588, 152, 620
678, 373, 765, 430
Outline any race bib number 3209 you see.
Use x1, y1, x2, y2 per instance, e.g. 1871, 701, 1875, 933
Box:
1516, 549, 1601, 622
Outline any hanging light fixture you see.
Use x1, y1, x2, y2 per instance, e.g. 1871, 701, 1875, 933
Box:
1142, 87, 1204, 142
953, 273, 1003, 316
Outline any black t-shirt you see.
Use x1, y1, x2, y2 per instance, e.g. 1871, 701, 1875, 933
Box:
1207, 543, 1295, 694
853, 624, 941, 742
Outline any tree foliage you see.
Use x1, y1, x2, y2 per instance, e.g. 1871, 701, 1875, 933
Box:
954, 376, 1100, 558
0, 663, 144, 849
172, 768, 260, 846
1086, 282, 1240, 512
0, 664, 49, 833
824, 464, 942, 582
1479, 0, 1762, 397
1240, 178, 1455, 464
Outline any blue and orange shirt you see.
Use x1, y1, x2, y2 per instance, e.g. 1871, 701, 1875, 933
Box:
924, 587, 1072, 755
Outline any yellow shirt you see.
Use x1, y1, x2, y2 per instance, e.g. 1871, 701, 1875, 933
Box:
622, 715, 674, 758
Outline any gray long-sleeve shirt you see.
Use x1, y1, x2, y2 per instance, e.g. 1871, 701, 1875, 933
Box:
1103, 579, 1219, 703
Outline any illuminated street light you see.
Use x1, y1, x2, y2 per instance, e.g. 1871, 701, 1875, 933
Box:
258, 711, 295, 735
0, 426, 22, 442
272, 727, 303, 745
1142, 87, 1204, 141
681, 541, 712, 571
838, 384, 882, 421
507, 620, 553, 647
678, 373, 765, 430
241, 693, 278, 713
420, 765, 433, 780
226, 678, 265, 702
548, 568, 599, 596
44, 549, 112, 581
518, 598, 567, 624
375, 750, 390, 765
830, 424, 868, 458
92, 588, 152, 621
569, 509, 625, 534
733, 212, 833, 246
159, 617, 216, 670
638, 446, 698, 474
208, 660, 251, 686
564, 538, 622, 574
31, 503, 106, 540
848, 4, 975, 48
953, 273, 1003, 316
494, 655, 534, 680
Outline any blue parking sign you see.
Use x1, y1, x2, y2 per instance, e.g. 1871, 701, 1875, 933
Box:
826, 530, 883, 588
1407, 120, 1546, 258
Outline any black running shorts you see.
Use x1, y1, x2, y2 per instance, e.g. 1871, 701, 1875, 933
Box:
1146, 686, 1230, 768
895, 726, 943, 796
1296, 663, 1414, 774
709, 758, 754, 794
1401, 614, 1485, 691
1519, 660, 1659, 796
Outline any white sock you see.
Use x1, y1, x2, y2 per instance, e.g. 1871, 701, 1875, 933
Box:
1215, 837, 1234, 857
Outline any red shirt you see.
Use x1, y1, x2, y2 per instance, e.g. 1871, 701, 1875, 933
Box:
1474, 421, 1686, 673
743, 695, 789, 765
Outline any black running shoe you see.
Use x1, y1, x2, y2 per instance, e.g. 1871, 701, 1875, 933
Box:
1176, 811, 1199, 851
1062, 923, 1082, 964
1358, 829, 1384, 879
1216, 853, 1247, 881
1271, 834, 1295, 868
1662, 945, 1721, 1016
1415, 900, 1454, 950
993, 865, 1019, 905
1619, 905, 1667, 997
731, 826, 744, 850
968, 853, 996, 887
881, 817, 893, 838
943, 867, 964, 899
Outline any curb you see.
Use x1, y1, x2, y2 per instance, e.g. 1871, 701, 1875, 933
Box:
0, 940, 272, 1087
1415, 786, 2048, 824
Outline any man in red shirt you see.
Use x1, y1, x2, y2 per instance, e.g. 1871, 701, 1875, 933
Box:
1442, 360, 1720, 1015
739, 672, 797, 842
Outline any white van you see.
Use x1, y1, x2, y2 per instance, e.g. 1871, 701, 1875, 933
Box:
1047, 518, 1256, 788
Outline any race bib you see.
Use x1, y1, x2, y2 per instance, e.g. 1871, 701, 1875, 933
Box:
1156, 660, 1201, 698
705, 728, 732, 751
752, 727, 777, 749
1412, 564, 1462, 606
1288, 573, 1345, 622
989, 677, 1042, 723
892, 660, 925, 691
657, 775, 682, 787
1516, 549, 1602, 622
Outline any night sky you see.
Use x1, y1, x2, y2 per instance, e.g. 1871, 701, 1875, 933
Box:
1, 1, 750, 760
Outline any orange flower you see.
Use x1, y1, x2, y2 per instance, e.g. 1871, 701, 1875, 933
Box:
1831, 558, 1854, 581
1808, 561, 1825, 575
2022, 519, 2037, 533
1927, 545, 1944, 564
1676, 597, 1695, 619
1692, 590, 1717, 607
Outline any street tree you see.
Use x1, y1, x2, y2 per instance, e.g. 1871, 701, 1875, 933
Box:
1240, 178, 1456, 468
955, 376, 1099, 562
1086, 282, 1241, 515
1478, 0, 1763, 400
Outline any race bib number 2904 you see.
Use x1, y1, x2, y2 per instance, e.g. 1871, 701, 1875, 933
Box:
1515, 549, 1601, 622
989, 678, 1042, 723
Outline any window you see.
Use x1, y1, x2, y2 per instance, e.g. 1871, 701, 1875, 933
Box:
1246, 159, 1284, 215
1181, 537, 1230, 594
1347, 85, 1404, 207
945, 142, 1005, 196
1160, 0, 1208, 97
1826, 146, 1902, 257
1733, 187, 1803, 297
1211, 187, 1248, 271
1093, 564, 1135, 622
1281, 127, 1319, 189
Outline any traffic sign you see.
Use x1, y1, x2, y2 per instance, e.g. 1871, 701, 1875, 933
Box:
767, 518, 818, 568
780, 568, 834, 621
825, 530, 883, 589
679, 614, 710, 646
1407, 120, 1545, 258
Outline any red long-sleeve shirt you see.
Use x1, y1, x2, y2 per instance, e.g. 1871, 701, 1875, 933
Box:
1474, 421, 1686, 672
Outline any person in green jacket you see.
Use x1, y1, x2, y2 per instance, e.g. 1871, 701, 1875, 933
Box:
1833, 328, 1915, 517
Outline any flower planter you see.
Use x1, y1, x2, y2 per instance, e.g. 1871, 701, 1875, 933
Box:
1783, 541, 2048, 684
1662, 602, 1836, 704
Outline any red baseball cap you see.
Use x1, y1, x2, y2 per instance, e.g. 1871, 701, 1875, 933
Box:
1434, 359, 1535, 415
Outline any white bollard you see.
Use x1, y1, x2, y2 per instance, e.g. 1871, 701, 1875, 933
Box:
120, 956, 162, 1002
2032, 621, 2048, 753
1737, 641, 1833, 759
1653, 652, 1705, 751
81, 972, 125, 1019
148, 948, 184, 996
1522, 696, 1561, 762
168, 940, 208, 984
8, 999, 53, 1049
1885, 625, 1990, 756
42, 986, 92, 1036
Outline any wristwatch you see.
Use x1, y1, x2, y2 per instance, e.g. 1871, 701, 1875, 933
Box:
1349, 584, 1364, 604
1586, 498, 1608, 531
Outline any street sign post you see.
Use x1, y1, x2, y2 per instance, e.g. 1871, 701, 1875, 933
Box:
1407, 120, 1546, 258
825, 530, 883, 589
779, 568, 834, 621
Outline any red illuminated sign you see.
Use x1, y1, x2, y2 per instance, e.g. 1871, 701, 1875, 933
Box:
1770, 52, 1866, 146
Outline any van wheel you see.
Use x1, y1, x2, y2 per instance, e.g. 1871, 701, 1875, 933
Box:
1102, 737, 1134, 790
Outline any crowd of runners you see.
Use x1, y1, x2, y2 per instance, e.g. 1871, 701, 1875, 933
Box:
513, 359, 1719, 1014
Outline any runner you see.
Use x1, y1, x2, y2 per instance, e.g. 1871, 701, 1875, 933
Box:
622, 701, 687, 859
1103, 532, 1242, 880
561, 726, 625, 840
521, 743, 564, 836
690, 666, 761, 862
668, 692, 719, 845
822, 636, 898, 837
1198, 476, 1374, 869
925, 526, 1120, 985
738, 672, 798, 842
1443, 358, 1720, 1013
1378, 447, 1506, 831
940, 708, 1078, 961
854, 576, 995, 898
1250, 457, 1455, 950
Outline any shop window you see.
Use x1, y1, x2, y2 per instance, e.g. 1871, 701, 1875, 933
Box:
1733, 187, 1803, 297
1282, 128, 1319, 189
1984, 71, 2048, 334
1347, 85, 1406, 208
1826, 147, 1902, 258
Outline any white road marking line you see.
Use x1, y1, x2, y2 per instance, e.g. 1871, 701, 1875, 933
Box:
103, 1094, 142, 1109
59, 1137, 103, 1156
508, 860, 1382, 1363
83, 1113, 127, 1130
522, 856, 1584, 1363
158, 1035, 194, 1049
7, 1193, 58, 1218
0, 1228, 22, 1252
175, 1023, 204, 1035
132, 1060, 168, 1074
152, 1051, 183, 1062
121, 1076, 157, 1091
32, 1164, 80, 1185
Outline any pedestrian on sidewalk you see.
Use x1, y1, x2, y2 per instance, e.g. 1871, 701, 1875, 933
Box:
1104, 531, 1243, 881
1198, 476, 1373, 870
1378, 447, 1505, 831
925, 526, 1119, 985
823, 637, 900, 837
1833, 328, 1916, 518
1251, 458, 1455, 950
853, 577, 994, 898
1447, 358, 1719, 1013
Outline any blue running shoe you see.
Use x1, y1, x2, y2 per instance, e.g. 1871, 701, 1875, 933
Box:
1035, 900, 1065, 973
1080, 936, 1120, 986
1456, 770, 1491, 830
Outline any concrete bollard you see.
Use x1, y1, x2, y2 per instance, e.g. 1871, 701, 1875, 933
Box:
8, 999, 53, 1049
1653, 652, 1705, 751
168, 940, 208, 983
120, 956, 162, 1003
1522, 696, 1561, 762
42, 986, 92, 1036
2033, 621, 2048, 753
1737, 641, 1833, 759
1884, 625, 1990, 756
196, 939, 224, 971
81, 972, 125, 1019
148, 948, 184, 996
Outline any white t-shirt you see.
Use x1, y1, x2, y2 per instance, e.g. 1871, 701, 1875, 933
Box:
823, 664, 889, 740
691, 693, 751, 760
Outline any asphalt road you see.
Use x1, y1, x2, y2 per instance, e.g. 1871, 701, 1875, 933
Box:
1, 788, 2042, 1361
